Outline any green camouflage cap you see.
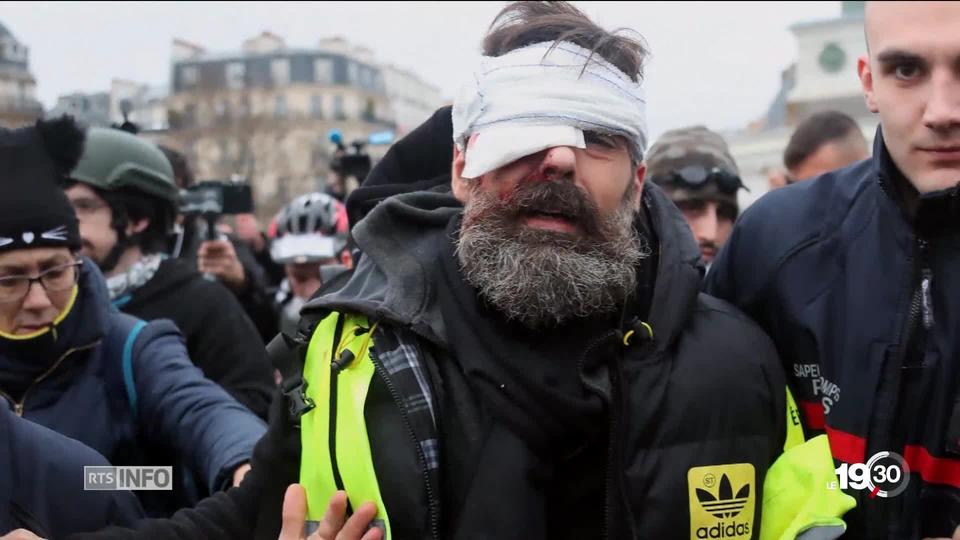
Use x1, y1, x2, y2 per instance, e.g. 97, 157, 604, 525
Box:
645, 125, 741, 206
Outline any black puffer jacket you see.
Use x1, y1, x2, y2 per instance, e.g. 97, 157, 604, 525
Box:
286, 185, 791, 540
69, 176, 794, 540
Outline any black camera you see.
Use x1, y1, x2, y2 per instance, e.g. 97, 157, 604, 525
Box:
179, 180, 254, 241
327, 130, 372, 201
330, 145, 372, 182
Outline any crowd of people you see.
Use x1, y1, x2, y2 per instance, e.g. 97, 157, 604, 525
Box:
0, 1, 958, 539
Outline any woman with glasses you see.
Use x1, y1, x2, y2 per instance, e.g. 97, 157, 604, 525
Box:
0, 118, 145, 538
0, 117, 267, 529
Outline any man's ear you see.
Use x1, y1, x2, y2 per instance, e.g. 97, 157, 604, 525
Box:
451, 145, 469, 203
633, 163, 646, 210
857, 55, 879, 113
126, 217, 150, 236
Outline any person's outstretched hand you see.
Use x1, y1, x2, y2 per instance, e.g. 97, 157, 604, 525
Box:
0, 530, 44, 540
278, 484, 382, 540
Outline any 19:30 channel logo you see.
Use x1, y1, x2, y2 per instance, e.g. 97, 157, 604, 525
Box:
829, 451, 910, 498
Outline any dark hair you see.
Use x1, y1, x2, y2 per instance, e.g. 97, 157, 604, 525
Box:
783, 111, 864, 171
101, 187, 175, 255
482, 1, 649, 83
159, 145, 195, 189
64, 179, 174, 255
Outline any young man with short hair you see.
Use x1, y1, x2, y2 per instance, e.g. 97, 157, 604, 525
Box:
782, 110, 869, 183
706, 2, 960, 537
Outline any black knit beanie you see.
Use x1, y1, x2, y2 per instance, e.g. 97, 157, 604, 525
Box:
0, 115, 85, 254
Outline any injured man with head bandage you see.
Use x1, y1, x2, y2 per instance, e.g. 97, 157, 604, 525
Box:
55, 4, 851, 540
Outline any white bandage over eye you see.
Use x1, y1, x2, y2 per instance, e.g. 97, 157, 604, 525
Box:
452, 41, 648, 179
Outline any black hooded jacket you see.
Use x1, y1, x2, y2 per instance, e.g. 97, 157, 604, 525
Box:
116, 257, 275, 419
345, 105, 454, 228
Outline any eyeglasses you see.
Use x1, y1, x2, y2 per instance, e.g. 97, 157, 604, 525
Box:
652, 165, 749, 195
69, 197, 109, 217
0, 260, 83, 304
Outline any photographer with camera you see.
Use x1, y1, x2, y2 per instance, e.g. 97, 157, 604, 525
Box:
160, 147, 284, 342
182, 180, 282, 343
62, 127, 275, 422
325, 130, 372, 203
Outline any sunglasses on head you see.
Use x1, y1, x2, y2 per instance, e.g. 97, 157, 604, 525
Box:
652, 165, 748, 195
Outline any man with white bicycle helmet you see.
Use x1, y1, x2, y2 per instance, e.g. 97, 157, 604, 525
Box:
270, 192, 351, 337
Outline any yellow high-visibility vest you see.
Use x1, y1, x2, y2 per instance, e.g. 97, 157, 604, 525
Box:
299, 312, 391, 538
296, 311, 854, 540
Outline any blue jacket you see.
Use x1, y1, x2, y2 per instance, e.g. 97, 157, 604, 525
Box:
0, 404, 144, 538
705, 128, 960, 539
0, 259, 267, 518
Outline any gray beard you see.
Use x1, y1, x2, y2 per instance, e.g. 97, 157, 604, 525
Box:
455, 185, 648, 329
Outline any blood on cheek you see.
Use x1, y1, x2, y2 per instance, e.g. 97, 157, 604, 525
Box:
491, 169, 551, 203
472, 175, 510, 203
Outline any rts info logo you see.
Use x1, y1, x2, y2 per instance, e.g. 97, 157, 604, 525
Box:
829, 451, 910, 499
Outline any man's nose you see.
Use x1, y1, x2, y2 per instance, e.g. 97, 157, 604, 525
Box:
537, 145, 577, 180
693, 206, 719, 243
21, 281, 54, 312
922, 68, 960, 133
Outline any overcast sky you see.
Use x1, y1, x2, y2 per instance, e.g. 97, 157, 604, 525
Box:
0, 1, 845, 139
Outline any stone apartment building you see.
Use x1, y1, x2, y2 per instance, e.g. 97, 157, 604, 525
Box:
0, 20, 43, 128
159, 32, 399, 219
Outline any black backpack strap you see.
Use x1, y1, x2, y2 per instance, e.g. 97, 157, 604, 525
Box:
267, 332, 313, 422
266, 310, 345, 424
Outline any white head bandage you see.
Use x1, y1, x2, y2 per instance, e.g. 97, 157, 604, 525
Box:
452, 41, 648, 179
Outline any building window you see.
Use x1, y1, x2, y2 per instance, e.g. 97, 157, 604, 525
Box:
183, 104, 197, 127
347, 63, 359, 85
181, 66, 199, 88
271, 58, 290, 86
314, 58, 333, 85
226, 62, 245, 90
274, 95, 287, 118
215, 100, 231, 124
363, 99, 376, 122
310, 94, 323, 119
333, 95, 345, 120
